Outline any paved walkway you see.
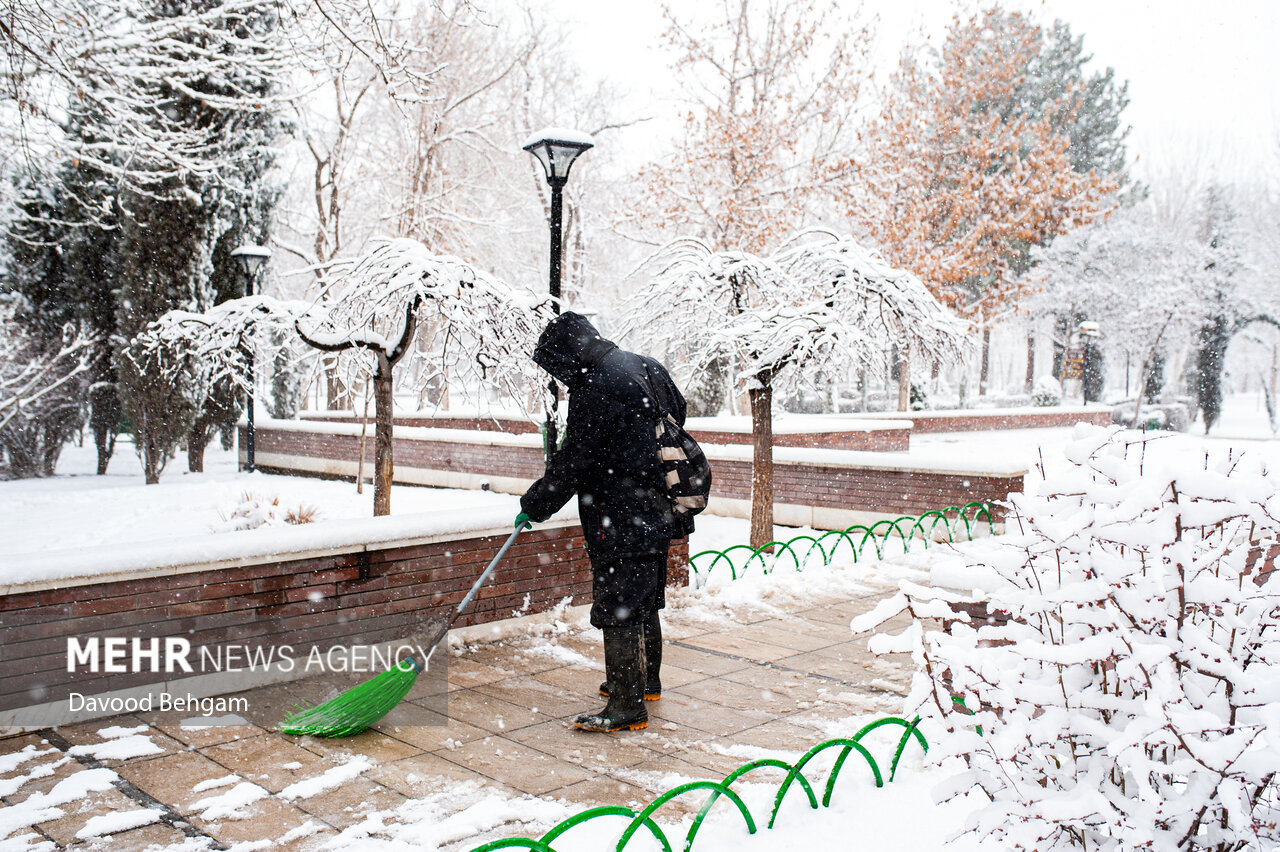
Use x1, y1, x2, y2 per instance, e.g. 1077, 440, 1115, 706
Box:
0, 579, 914, 851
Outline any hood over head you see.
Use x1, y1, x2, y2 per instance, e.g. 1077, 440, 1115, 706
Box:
532, 311, 617, 387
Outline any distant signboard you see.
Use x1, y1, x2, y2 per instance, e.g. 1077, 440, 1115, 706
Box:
1063, 347, 1084, 380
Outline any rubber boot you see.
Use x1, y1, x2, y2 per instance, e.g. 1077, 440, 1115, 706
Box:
576, 626, 648, 732
600, 610, 662, 700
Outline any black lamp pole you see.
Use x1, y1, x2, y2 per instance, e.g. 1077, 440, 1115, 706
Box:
523, 129, 594, 461
231, 244, 271, 472
546, 175, 565, 455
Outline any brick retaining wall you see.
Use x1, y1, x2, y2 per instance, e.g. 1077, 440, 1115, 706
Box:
848, 406, 1111, 433
245, 420, 1025, 530
0, 522, 688, 728
299, 412, 911, 452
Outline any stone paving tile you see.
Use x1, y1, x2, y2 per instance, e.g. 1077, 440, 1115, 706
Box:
659, 642, 753, 677
673, 675, 814, 719
189, 794, 327, 849
3, 749, 79, 802
151, 714, 262, 749
64, 819, 191, 851
645, 690, 774, 737
677, 632, 803, 665
292, 727, 424, 764
444, 688, 553, 735
444, 657, 521, 689
442, 735, 596, 796
504, 718, 662, 773
376, 714, 491, 753
35, 784, 138, 846
744, 619, 850, 653
114, 749, 243, 815
288, 775, 407, 825
366, 752, 504, 799
549, 774, 651, 808
471, 674, 591, 721
201, 733, 325, 793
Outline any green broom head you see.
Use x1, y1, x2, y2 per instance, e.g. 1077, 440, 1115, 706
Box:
279, 657, 422, 738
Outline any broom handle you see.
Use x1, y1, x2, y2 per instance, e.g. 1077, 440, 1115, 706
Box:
419, 524, 526, 665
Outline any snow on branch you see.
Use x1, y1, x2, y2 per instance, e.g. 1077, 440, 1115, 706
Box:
0, 318, 99, 434
623, 232, 971, 393
855, 424, 1280, 851
294, 237, 551, 407
135, 295, 309, 395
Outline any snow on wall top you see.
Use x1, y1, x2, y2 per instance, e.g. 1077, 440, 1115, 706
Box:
686, 414, 910, 433
253, 418, 1024, 475
1, 503, 578, 594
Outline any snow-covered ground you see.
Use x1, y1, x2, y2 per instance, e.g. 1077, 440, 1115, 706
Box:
3, 393, 1275, 563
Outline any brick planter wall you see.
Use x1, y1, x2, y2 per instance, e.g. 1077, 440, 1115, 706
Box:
0, 522, 688, 728
299, 412, 911, 452
848, 407, 1111, 433
244, 421, 1025, 531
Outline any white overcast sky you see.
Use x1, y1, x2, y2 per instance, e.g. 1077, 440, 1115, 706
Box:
535, 0, 1280, 185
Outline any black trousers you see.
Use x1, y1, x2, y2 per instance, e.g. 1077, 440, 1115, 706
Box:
589, 552, 668, 628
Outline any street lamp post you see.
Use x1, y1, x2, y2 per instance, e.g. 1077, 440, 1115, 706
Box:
523, 127, 594, 459
230, 244, 271, 472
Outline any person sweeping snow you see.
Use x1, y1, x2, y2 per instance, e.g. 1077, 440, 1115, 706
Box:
516, 311, 692, 733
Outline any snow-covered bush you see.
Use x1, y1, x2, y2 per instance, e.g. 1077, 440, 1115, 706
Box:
1031, 375, 1062, 406
214, 491, 319, 532
854, 425, 1280, 851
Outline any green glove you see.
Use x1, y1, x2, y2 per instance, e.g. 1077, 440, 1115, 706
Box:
514, 512, 533, 531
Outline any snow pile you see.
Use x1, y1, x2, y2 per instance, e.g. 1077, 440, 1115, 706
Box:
67, 725, 165, 761
278, 756, 372, 801
855, 424, 1280, 850
75, 807, 163, 839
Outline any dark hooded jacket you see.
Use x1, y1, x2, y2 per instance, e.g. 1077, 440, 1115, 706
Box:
519, 312, 687, 560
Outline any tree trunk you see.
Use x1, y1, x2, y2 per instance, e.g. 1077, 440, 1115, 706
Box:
979, 327, 991, 396
373, 354, 394, 516
1025, 332, 1036, 393
748, 382, 774, 552
187, 436, 204, 473
897, 345, 910, 411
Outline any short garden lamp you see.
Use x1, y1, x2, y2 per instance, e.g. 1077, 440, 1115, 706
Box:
523, 127, 593, 458
230, 244, 271, 473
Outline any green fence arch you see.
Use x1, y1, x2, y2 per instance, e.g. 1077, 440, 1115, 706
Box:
689, 503, 996, 585
464, 717, 930, 852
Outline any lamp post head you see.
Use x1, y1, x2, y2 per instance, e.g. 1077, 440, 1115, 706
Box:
230, 244, 272, 278
522, 127, 594, 186
1079, 320, 1101, 339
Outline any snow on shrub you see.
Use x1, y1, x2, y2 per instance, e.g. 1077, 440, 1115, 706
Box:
1031, 375, 1062, 407
213, 491, 319, 532
853, 424, 1280, 851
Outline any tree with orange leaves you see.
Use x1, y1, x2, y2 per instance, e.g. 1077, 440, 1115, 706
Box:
847, 6, 1118, 396
628, 0, 872, 257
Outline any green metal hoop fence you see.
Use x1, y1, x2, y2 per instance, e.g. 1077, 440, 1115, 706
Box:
466, 716, 928, 852
689, 502, 995, 586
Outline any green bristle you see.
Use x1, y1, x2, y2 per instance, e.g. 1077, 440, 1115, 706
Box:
279, 658, 421, 738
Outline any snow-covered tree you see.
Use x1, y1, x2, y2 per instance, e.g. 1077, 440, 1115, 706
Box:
295, 239, 550, 516
854, 425, 1280, 851
625, 231, 969, 549
133, 296, 307, 473
850, 6, 1118, 394
0, 309, 99, 478
1028, 202, 1207, 419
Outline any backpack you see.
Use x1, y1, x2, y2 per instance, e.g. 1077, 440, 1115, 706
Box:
595, 369, 713, 539
652, 411, 712, 538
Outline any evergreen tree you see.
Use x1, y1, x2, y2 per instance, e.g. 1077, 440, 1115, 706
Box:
109, 0, 283, 481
